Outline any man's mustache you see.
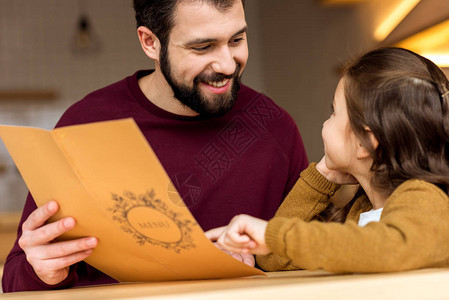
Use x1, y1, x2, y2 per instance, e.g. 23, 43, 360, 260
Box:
195, 63, 241, 83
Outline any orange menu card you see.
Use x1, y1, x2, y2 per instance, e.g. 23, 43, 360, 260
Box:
0, 118, 265, 282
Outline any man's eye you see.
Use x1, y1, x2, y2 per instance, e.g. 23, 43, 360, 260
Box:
230, 37, 244, 45
330, 104, 335, 115
192, 45, 211, 52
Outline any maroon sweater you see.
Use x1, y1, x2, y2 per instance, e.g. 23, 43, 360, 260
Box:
2, 70, 308, 292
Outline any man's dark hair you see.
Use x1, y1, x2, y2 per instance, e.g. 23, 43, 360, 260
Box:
133, 0, 245, 47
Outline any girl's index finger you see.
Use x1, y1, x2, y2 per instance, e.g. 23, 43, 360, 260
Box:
204, 226, 226, 241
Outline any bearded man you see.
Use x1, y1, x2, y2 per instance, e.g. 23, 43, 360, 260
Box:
2, 0, 308, 292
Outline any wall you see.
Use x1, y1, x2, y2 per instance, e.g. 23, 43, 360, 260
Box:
258, 0, 377, 162
0, 0, 151, 211
258, 0, 449, 162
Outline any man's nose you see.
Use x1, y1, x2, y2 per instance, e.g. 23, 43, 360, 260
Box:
211, 46, 236, 76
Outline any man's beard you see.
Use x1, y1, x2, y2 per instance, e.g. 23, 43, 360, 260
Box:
160, 46, 241, 118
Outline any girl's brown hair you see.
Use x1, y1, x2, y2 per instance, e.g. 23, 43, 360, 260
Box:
324, 47, 449, 223
345, 47, 449, 196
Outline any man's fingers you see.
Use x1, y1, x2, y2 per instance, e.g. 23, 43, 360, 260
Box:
213, 242, 255, 266
222, 241, 254, 253
33, 249, 94, 278
241, 254, 255, 267
223, 244, 250, 254
31, 237, 98, 261
20, 217, 76, 248
218, 236, 250, 253
214, 242, 246, 255
22, 201, 59, 231
47, 249, 94, 271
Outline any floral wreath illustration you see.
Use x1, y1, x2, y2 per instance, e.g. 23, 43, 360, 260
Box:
109, 189, 197, 253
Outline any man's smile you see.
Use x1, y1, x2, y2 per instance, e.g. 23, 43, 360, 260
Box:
201, 78, 232, 94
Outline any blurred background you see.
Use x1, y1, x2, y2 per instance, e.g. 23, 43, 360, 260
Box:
0, 0, 448, 268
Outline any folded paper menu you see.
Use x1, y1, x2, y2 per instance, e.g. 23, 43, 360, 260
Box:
0, 118, 265, 282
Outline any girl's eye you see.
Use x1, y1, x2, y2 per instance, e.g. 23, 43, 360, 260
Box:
330, 104, 335, 115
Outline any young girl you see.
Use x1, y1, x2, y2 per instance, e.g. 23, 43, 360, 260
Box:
206, 47, 449, 273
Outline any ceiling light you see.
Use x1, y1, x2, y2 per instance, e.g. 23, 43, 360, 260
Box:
320, 0, 366, 5
394, 18, 449, 53
374, 0, 421, 41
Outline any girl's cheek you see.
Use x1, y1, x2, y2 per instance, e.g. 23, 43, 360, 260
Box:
322, 120, 330, 139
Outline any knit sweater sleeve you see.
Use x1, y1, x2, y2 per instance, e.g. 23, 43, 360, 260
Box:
256, 163, 340, 271
264, 180, 449, 273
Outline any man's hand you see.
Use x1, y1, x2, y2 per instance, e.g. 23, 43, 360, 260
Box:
213, 242, 255, 266
205, 214, 270, 256
19, 200, 98, 285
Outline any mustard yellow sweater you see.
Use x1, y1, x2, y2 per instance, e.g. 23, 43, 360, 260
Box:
256, 163, 449, 273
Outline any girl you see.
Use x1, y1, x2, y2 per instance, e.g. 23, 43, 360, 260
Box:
206, 47, 449, 273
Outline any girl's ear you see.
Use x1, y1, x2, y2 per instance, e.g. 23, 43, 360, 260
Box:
356, 127, 378, 160
137, 26, 161, 61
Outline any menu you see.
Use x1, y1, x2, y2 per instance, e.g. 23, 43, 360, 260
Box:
0, 118, 264, 282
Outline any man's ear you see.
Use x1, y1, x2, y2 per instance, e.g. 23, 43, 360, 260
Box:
356, 127, 378, 160
137, 26, 161, 61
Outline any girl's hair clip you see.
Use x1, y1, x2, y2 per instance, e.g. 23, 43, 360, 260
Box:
442, 91, 449, 98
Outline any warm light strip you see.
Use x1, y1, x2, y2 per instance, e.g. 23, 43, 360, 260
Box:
321, 0, 366, 5
395, 19, 449, 53
421, 53, 449, 68
374, 0, 421, 41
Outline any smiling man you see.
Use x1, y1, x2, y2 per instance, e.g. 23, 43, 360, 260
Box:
137, 0, 248, 117
2, 0, 308, 292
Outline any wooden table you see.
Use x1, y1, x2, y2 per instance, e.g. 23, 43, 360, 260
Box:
2, 268, 449, 299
